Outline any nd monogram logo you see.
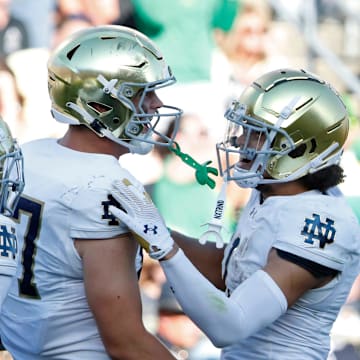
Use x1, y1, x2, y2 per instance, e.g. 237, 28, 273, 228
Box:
301, 213, 336, 248
102, 195, 121, 226
143, 224, 158, 235
0, 225, 17, 259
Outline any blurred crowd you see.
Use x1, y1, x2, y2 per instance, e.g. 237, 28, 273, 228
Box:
1, 0, 360, 359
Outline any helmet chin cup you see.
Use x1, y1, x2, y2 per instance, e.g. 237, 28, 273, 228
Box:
128, 140, 154, 155
233, 167, 261, 188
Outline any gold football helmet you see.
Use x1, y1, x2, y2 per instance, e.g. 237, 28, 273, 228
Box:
0, 116, 24, 216
48, 25, 182, 154
217, 69, 349, 188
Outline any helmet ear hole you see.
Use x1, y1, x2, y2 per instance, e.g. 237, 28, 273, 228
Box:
288, 138, 317, 159
288, 143, 307, 158
309, 138, 317, 153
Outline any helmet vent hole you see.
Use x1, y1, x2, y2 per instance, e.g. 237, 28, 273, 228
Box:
66, 44, 81, 60
88, 102, 112, 114
327, 122, 342, 133
295, 97, 313, 111
129, 61, 147, 69
309, 138, 317, 153
288, 143, 306, 158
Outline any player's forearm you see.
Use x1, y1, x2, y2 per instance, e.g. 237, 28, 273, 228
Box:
161, 249, 287, 347
105, 332, 176, 359
170, 230, 225, 290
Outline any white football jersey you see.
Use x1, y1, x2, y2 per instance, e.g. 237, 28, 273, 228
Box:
221, 189, 360, 360
0, 139, 143, 359
0, 214, 17, 309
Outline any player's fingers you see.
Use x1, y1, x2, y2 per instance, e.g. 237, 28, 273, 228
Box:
111, 179, 146, 215
109, 205, 130, 223
111, 180, 132, 202
112, 179, 147, 205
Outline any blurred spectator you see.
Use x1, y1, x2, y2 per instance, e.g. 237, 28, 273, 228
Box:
0, 0, 28, 57
3, 1, 131, 145
116, 0, 136, 28
55, 0, 121, 28
157, 282, 221, 360
51, 12, 92, 49
6, 47, 67, 143
212, 0, 289, 107
10, 0, 55, 48
52, 0, 135, 49
4, 0, 112, 143
131, 0, 239, 83
0, 57, 24, 132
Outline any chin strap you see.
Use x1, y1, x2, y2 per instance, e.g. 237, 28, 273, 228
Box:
199, 179, 228, 248
169, 141, 218, 189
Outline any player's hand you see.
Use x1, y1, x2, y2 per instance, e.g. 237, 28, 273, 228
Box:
109, 179, 174, 260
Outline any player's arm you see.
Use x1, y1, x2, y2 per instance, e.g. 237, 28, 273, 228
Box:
264, 248, 337, 306
158, 246, 336, 347
171, 230, 225, 290
75, 234, 176, 360
108, 180, 336, 347
110, 179, 225, 289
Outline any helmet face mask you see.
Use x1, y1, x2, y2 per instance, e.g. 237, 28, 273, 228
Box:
217, 101, 296, 188
217, 69, 349, 188
121, 78, 181, 153
48, 25, 182, 154
0, 119, 24, 217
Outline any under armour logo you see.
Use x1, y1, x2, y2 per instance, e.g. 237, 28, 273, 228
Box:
249, 207, 257, 217
301, 213, 336, 248
143, 224, 158, 235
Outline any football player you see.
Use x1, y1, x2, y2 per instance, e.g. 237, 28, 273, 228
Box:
0, 26, 181, 359
0, 116, 23, 353
0, 115, 23, 308
110, 69, 360, 359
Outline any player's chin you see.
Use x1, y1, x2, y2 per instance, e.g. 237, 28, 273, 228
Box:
236, 159, 252, 170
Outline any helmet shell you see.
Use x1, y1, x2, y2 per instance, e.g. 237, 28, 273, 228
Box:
238, 69, 349, 179
48, 25, 173, 138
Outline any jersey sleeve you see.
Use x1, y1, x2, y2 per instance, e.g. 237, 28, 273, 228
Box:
68, 176, 130, 240
271, 195, 360, 271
